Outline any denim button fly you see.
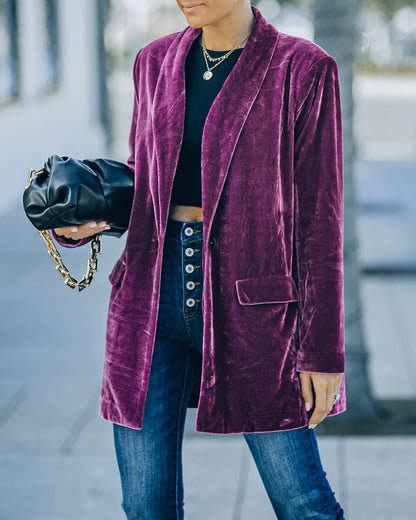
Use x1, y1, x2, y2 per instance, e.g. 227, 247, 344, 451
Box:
164, 218, 204, 326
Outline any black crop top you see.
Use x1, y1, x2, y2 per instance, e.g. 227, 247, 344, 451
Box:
169, 37, 244, 208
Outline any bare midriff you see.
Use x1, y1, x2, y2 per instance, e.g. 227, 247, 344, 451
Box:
169, 204, 203, 222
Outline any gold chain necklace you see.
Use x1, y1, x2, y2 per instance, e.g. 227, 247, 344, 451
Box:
201, 33, 250, 81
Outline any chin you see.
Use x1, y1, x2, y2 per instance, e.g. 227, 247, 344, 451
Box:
182, 12, 205, 28
186, 20, 204, 28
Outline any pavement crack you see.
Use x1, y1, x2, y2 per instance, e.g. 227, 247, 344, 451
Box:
232, 442, 250, 520
60, 384, 101, 455
0, 385, 29, 429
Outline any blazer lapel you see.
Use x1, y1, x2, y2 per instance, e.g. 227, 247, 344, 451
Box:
152, 5, 279, 233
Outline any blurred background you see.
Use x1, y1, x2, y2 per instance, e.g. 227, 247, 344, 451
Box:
1, 0, 415, 518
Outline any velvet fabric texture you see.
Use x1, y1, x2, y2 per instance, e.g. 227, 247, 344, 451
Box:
56, 5, 346, 434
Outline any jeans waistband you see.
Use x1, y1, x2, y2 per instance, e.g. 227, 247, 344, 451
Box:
166, 217, 203, 242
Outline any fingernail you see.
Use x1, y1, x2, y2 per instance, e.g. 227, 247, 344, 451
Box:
99, 222, 107, 228
70, 227, 78, 232
308, 424, 317, 429
305, 402, 311, 411
89, 223, 98, 228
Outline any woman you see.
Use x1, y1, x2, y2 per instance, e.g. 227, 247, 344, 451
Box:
54, 1, 346, 518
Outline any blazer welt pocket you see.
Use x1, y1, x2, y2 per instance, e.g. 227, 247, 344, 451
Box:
235, 274, 299, 305
109, 258, 126, 287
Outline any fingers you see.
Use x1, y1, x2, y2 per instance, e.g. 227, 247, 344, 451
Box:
300, 373, 342, 430
299, 372, 314, 412
54, 221, 110, 240
308, 378, 329, 428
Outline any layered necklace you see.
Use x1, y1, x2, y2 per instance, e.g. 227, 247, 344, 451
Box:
200, 32, 250, 81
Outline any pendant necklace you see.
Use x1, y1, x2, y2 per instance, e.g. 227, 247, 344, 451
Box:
201, 32, 250, 81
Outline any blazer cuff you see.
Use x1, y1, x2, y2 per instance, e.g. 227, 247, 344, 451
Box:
51, 229, 93, 248
296, 353, 345, 374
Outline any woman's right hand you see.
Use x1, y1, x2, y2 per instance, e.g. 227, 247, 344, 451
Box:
54, 221, 111, 241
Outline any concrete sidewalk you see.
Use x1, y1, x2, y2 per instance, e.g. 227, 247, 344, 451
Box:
1, 159, 415, 519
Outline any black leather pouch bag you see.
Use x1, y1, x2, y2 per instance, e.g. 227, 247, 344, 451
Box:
23, 154, 134, 238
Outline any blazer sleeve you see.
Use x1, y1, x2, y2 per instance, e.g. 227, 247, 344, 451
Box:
126, 48, 143, 173
293, 55, 345, 374
51, 230, 94, 248
50, 50, 144, 249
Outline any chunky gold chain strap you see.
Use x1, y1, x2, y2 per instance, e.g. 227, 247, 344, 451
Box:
39, 230, 102, 292
25, 168, 102, 292
26, 168, 44, 188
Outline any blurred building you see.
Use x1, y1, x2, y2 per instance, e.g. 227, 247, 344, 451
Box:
0, 0, 109, 215
356, 3, 416, 160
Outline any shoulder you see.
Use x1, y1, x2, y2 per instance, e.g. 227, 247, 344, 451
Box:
273, 31, 339, 82
271, 31, 340, 108
141, 30, 183, 57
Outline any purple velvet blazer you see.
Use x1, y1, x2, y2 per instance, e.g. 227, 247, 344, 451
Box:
56, 5, 346, 434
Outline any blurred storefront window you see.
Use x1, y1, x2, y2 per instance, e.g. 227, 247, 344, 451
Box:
0, 0, 18, 104
357, 0, 416, 160
360, 0, 416, 71
44, 0, 59, 89
34, 0, 59, 94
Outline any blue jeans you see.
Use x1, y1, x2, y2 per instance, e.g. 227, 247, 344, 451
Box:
113, 217, 345, 520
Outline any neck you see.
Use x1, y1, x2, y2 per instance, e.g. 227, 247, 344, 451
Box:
200, 4, 255, 52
